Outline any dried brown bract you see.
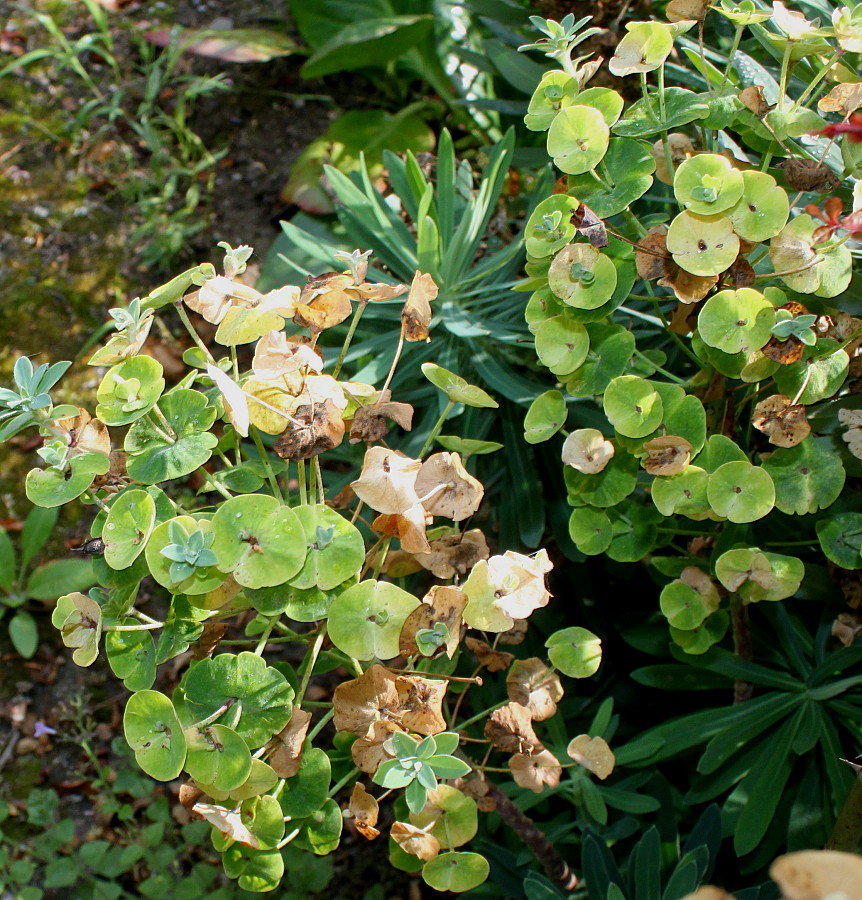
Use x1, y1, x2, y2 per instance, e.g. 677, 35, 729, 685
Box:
273, 398, 345, 460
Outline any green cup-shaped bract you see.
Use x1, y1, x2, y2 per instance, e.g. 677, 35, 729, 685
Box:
547, 105, 610, 175
103, 489, 157, 570
603, 376, 664, 438
533, 316, 590, 377
666, 212, 740, 276
95, 356, 165, 426
524, 70, 580, 132
698, 288, 776, 355
123, 689, 187, 781
673, 154, 744, 216
706, 461, 775, 523
548, 244, 618, 310
726, 170, 789, 242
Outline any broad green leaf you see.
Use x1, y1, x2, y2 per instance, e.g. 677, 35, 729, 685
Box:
102, 489, 157, 569
25, 558, 96, 600
422, 852, 490, 893
184, 723, 252, 792
10, 610, 39, 658
26, 452, 110, 508
184, 651, 294, 748
761, 439, 845, 516
545, 627, 602, 677
20, 505, 57, 570
289, 505, 364, 591
328, 579, 420, 661
106, 618, 156, 691
123, 690, 187, 781
706, 462, 774, 523
524, 391, 567, 444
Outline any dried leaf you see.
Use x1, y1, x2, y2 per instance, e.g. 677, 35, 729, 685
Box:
191, 622, 228, 660
390, 822, 440, 861
739, 85, 774, 118
762, 333, 805, 365
679, 566, 722, 610
293, 289, 352, 333
566, 734, 615, 780
192, 802, 261, 847
506, 658, 564, 721
333, 665, 402, 739
775, 159, 841, 193
839, 408, 862, 459
643, 435, 693, 475
413, 529, 490, 579
572, 202, 608, 248
667, 0, 709, 21
402, 271, 438, 342
770, 850, 862, 900
753, 395, 811, 448
832, 613, 862, 647
509, 749, 562, 793
399, 585, 466, 658
414, 451, 484, 521
266, 707, 312, 778
395, 674, 448, 734
561, 429, 614, 474
253, 331, 322, 378
485, 702, 540, 754
352, 720, 400, 774
185, 276, 261, 324
351, 446, 422, 515
725, 256, 756, 289
349, 401, 414, 443
348, 783, 380, 840
52, 409, 111, 457
652, 134, 694, 184
272, 399, 345, 460
657, 259, 718, 304
818, 83, 862, 115
371, 503, 431, 554
636, 226, 669, 281
465, 637, 514, 672
498, 619, 529, 645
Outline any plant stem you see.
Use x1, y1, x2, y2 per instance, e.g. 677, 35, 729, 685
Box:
730, 594, 753, 704
456, 700, 508, 733
332, 300, 367, 379
250, 425, 283, 503
298, 628, 326, 706
777, 40, 794, 111
827, 763, 862, 851
484, 780, 578, 891
632, 348, 687, 385
297, 459, 308, 505
793, 48, 843, 111
253, 619, 277, 655
307, 708, 335, 743
719, 26, 744, 92
173, 302, 216, 364
102, 622, 162, 631
327, 765, 360, 800
419, 399, 455, 458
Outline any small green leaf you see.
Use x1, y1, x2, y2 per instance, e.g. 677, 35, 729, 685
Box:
422, 852, 490, 893
545, 627, 602, 678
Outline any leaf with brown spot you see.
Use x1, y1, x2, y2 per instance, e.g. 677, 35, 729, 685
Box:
402, 271, 438, 343
273, 399, 345, 460
465, 637, 514, 673
657, 261, 717, 304
484, 702, 540, 754
390, 822, 440, 861
643, 435, 693, 476
752, 395, 811, 448
679, 566, 722, 611
509, 749, 561, 793
636, 226, 669, 281
348, 783, 380, 840
775, 159, 841, 193
266, 707, 312, 778
349, 401, 414, 444
414, 452, 484, 521
566, 734, 615, 780
399, 585, 466, 658
413, 529, 490, 579
506, 658, 564, 721
572, 202, 608, 248
818, 83, 862, 114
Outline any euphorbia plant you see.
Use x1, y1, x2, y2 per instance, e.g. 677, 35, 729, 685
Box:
1, 243, 607, 893
518, 3, 862, 857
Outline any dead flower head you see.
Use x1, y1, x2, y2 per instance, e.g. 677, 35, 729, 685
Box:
414, 451, 484, 521
413, 529, 490, 579
753, 395, 811, 448
485, 702, 540, 754
509, 749, 562, 793
562, 429, 615, 474
351, 446, 422, 515
643, 435, 693, 476
506, 658, 564, 721
402, 271, 439, 343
